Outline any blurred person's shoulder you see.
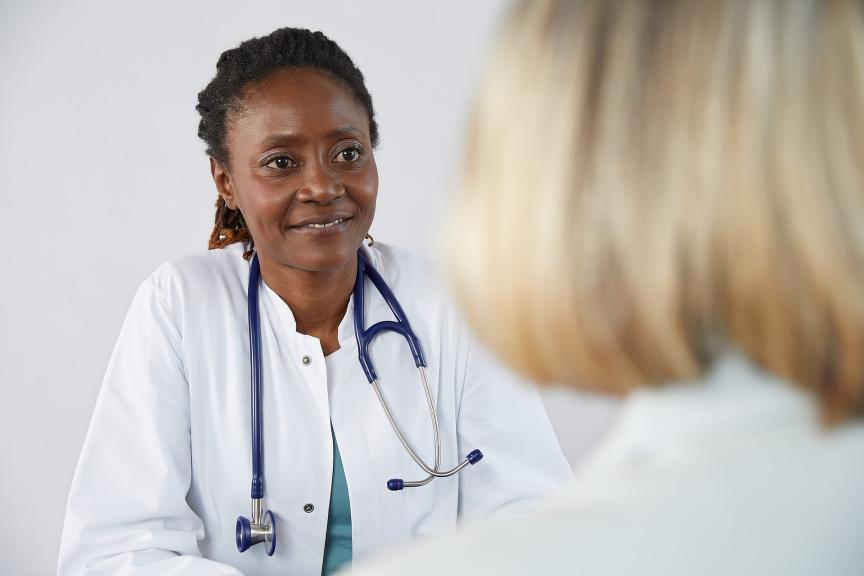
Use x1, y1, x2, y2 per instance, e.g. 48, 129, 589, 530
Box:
347, 354, 864, 576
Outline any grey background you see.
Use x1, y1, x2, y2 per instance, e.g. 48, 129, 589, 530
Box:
0, 1, 617, 573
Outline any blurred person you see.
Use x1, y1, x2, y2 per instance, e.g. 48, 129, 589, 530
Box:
348, 0, 864, 574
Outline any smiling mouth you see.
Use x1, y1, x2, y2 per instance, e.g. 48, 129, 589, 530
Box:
288, 215, 353, 233
304, 218, 346, 229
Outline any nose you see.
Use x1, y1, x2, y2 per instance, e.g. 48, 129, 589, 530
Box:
295, 160, 344, 204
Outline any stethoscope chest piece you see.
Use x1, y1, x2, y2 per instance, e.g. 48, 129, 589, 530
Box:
237, 501, 276, 556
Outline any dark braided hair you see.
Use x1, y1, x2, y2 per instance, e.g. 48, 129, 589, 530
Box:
196, 28, 379, 256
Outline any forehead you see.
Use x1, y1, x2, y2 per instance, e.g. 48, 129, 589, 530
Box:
230, 68, 369, 145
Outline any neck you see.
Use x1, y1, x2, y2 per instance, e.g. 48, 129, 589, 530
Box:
257, 253, 356, 356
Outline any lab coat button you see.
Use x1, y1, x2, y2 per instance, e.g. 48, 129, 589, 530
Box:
302, 355, 311, 366
303, 503, 314, 513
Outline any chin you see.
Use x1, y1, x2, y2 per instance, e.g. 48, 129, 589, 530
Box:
278, 243, 359, 273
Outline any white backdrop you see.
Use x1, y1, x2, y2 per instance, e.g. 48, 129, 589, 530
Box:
0, 2, 617, 573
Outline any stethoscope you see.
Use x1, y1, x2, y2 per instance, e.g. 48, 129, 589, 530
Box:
236, 249, 484, 556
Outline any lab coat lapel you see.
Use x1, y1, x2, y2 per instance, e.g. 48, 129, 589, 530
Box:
258, 280, 331, 424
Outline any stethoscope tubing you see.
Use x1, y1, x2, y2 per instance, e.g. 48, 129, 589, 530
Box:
239, 248, 483, 555
248, 255, 265, 500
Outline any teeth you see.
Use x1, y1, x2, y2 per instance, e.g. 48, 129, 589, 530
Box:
306, 218, 344, 229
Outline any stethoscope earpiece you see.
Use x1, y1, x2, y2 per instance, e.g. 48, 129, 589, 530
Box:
386, 449, 485, 491
387, 479, 404, 491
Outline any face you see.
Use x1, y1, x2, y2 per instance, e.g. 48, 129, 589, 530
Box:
212, 68, 378, 273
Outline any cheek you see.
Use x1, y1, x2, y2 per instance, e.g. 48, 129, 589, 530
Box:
237, 184, 285, 233
360, 163, 379, 210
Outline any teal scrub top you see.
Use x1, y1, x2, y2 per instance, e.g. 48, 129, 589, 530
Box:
321, 428, 352, 575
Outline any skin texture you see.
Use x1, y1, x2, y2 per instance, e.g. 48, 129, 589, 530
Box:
211, 68, 379, 355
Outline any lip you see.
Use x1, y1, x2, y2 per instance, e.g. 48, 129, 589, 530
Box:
286, 214, 354, 236
289, 213, 354, 228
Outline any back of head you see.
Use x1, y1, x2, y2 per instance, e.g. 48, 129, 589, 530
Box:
451, 0, 864, 423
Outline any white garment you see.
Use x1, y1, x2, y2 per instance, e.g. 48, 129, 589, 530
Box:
349, 354, 864, 576
58, 242, 573, 576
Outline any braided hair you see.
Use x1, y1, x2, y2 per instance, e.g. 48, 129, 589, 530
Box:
196, 28, 379, 257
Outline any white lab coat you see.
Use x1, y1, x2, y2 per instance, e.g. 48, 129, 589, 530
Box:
58, 242, 572, 576
349, 353, 864, 576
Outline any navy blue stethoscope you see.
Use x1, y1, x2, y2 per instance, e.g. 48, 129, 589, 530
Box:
236, 249, 484, 556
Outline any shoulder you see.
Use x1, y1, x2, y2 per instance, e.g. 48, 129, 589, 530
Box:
363, 242, 436, 284
363, 242, 447, 297
362, 241, 454, 317
361, 241, 473, 349
135, 243, 249, 315
147, 242, 247, 288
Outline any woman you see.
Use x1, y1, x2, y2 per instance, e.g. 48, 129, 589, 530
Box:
57, 28, 572, 575
351, 0, 864, 574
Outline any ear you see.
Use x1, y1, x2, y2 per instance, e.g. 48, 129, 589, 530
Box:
210, 157, 239, 210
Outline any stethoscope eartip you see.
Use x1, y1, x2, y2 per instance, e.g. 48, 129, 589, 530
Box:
467, 449, 483, 464
387, 478, 405, 491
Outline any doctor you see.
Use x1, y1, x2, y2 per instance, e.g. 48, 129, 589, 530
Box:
57, 27, 572, 576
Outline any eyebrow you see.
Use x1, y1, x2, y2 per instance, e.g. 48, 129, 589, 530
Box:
326, 126, 364, 139
257, 126, 365, 149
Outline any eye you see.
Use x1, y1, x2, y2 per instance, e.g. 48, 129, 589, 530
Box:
264, 155, 296, 170
335, 146, 363, 163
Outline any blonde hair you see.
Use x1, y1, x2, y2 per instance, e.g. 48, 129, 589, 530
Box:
450, 0, 864, 422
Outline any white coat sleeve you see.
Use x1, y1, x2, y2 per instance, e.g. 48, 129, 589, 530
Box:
57, 276, 243, 576
456, 334, 574, 520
